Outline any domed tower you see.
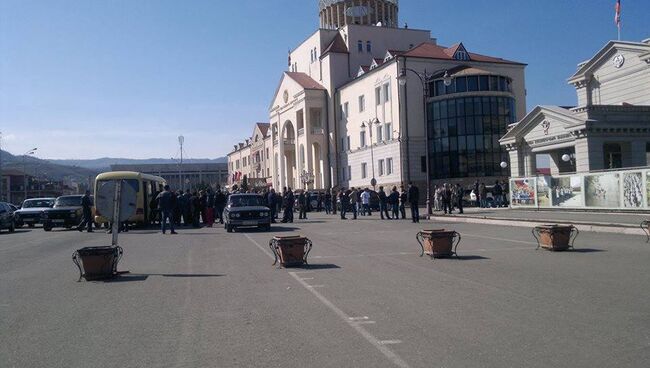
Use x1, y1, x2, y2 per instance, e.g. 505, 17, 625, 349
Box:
319, 0, 399, 29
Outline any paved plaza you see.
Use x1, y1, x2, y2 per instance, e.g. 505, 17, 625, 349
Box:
1, 213, 650, 368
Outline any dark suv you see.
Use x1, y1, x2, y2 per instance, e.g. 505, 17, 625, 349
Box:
0, 202, 16, 233
41, 195, 90, 231
223, 194, 271, 233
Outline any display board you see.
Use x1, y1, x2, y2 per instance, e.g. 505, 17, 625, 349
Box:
510, 168, 650, 210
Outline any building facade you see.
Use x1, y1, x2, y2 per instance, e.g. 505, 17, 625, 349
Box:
229, 0, 527, 193
227, 123, 272, 189
500, 39, 650, 176
110, 163, 228, 191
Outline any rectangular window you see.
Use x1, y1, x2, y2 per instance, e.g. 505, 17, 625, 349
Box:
366, 41, 372, 53
383, 83, 390, 102
375, 87, 381, 105
343, 102, 349, 119
348, 166, 352, 180
341, 137, 345, 151
604, 143, 622, 169
347, 136, 351, 150
386, 158, 393, 175
385, 123, 392, 140
358, 40, 363, 53
377, 124, 383, 142
420, 156, 427, 173
479, 76, 489, 91
360, 131, 366, 147
358, 95, 365, 112
361, 163, 367, 179
341, 167, 346, 181
266, 148, 269, 159
378, 159, 385, 176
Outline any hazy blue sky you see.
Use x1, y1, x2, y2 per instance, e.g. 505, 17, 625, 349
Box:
1, 0, 648, 159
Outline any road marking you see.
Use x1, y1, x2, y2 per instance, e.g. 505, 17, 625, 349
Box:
300, 277, 315, 281
307, 285, 325, 288
243, 234, 410, 368
355, 320, 376, 324
349, 316, 369, 321
379, 340, 402, 345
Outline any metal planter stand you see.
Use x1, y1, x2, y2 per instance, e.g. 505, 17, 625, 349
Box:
72, 246, 123, 281
640, 220, 650, 242
532, 225, 579, 251
269, 235, 313, 268
416, 229, 461, 259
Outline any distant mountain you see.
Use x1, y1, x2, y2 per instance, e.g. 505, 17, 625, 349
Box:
48, 157, 227, 171
0, 150, 99, 182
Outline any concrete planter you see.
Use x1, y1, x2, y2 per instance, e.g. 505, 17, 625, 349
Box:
269, 236, 312, 268
532, 225, 578, 251
72, 246, 123, 281
416, 229, 461, 259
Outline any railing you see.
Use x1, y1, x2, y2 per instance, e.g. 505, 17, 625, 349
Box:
283, 139, 295, 146
298, 128, 305, 136
311, 127, 324, 135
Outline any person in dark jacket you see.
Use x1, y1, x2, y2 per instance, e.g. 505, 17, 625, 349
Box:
331, 188, 337, 215
190, 192, 201, 228
339, 189, 349, 220
455, 184, 464, 214
408, 182, 420, 223
389, 186, 400, 220
298, 191, 308, 220
442, 183, 453, 214
214, 188, 227, 224
205, 188, 215, 227
267, 189, 277, 223
378, 186, 391, 220
399, 186, 408, 219
324, 189, 332, 214
157, 185, 178, 234
77, 190, 94, 232
281, 188, 294, 223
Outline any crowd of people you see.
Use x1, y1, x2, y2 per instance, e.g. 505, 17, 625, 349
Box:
91, 179, 508, 235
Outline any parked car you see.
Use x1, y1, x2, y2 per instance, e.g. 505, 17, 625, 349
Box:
14, 198, 56, 228
41, 195, 92, 232
223, 193, 271, 233
0, 202, 16, 233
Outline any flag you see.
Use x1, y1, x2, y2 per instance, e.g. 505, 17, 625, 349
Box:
615, 0, 621, 28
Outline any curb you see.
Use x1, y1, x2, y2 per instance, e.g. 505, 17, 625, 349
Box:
430, 216, 645, 236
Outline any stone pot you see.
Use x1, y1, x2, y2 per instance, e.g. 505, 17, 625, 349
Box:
72, 246, 123, 281
417, 229, 461, 259
269, 236, 313, 268
532, 225, 578, 251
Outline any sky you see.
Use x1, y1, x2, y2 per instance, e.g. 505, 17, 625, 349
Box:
1, 0, 648, 160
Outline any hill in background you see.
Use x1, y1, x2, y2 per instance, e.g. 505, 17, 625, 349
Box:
49, 157, 227, 171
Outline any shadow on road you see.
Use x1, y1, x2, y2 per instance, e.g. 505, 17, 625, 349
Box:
567, 248, 606, 253
303, 263, 341, 270
454, 255, 490, 261
101, 273, 226, 283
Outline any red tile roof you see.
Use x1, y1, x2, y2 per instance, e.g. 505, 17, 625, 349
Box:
285, 72, 326, 90
322, 34, 349, 55
403, 42, 525, 65
256, 122, 270, 137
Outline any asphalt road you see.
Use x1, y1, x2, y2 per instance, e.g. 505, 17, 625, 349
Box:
1, 213, 649, 368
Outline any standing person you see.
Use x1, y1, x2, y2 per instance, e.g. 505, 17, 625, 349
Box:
455, 184, 465, 214
360, 188, 372, 216
339, 189, 348, 220
479, 183, 488, 208
298, 190, 308, 220
77, 190, 94, 233
149, 191, 160, 226
157, 185, 178, 235
350, 188, 358, 220
442, 183, 452, 214
317, 192, 323, 212
190, 191, 201, 228
493, 180, 503, 208
408, 182, 420, 223
378, 186, 391, 220
389, 186, 400, 220
474, 180, 481, 207
205, 188, 215, 227
324, 189, 332, 214
435, 185, 443, 212
173, 190, 183, 225
399, 186, 408, 219
198, 190, 208, 226
214, 188, 227, 224
281, 188, 294, 223
183, 189, 193, 226
267, 188, 277, 223
331, 188, 337, 215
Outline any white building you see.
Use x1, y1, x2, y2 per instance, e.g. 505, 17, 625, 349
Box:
229, 0, 527, 194
501, 38, 650, 176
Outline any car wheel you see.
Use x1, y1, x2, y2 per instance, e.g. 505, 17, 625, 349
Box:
9, 223, 15, 233
43, 224, 52, 232
27, 223, 35, 228
226, 224, 233, 233
263, 224, 271, 232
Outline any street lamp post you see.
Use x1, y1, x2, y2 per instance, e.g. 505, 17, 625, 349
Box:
398, 66, 452, 218
361, 119, 379, 190
22, 148, 37, 202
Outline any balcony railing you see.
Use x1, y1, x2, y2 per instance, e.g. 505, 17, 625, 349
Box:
298, 128, 305, 136
283, 138, 295, 146
311, 127, 324, 135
